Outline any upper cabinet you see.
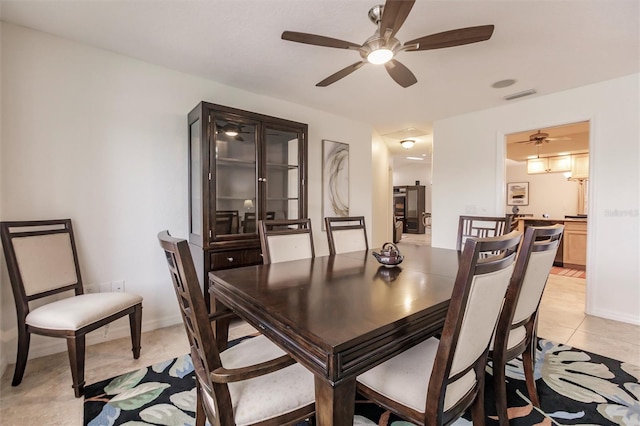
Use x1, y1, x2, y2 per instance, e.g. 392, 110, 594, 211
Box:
527, 155, 571, 174
570, 153, 589, 179
187, 102, 308, 307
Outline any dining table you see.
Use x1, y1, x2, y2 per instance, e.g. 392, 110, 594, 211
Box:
208, 244, 461, 426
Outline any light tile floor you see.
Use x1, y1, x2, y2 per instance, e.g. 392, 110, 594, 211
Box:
1, 271, 637, 425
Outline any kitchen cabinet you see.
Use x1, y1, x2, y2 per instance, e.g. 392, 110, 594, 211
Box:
527, 155, 571, 174
563, 221, 587, 269
571, 153, 589, 179
188, 101, 308, 310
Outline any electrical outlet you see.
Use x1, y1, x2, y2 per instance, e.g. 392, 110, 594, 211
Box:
85, 284, 99, 294
112, 280, 125, 292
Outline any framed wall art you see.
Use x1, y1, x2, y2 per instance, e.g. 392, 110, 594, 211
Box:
322, 140, 349, 225
507, 182, 529, 206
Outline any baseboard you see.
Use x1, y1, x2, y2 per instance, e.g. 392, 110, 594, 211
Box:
3, 314, 183, 364
587, 307, 640, 326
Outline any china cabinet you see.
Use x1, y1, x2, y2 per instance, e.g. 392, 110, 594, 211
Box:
393, 185, 426, 234
188, 102, 308, 310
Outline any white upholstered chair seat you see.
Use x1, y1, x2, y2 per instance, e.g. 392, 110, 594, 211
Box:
357, 337, 476, 413
26, 292, 143, 331
202, 335, 315, 426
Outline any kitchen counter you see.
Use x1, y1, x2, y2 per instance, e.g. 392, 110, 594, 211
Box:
516, 218, 587, 270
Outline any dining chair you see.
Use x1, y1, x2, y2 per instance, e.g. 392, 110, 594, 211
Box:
0, 219, 143, 397
215, 210, 239, 235
356, 230, 523, 426
457, 214, 511, 251
157, 231, 315, 426
324, 216, 368, 255
258, 218, 315, 264
243, 211, 256, 234
491, 224, 564, 426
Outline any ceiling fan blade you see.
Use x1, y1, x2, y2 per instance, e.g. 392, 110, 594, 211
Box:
379, 0, 415, 39
282, 31, 360, 49
316, 61, 366, 87
384, 59, 417, 88
404, 25, 495, 51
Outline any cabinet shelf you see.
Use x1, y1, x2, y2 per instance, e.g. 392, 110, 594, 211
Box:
266, 162, 299, 170
217, 158, 256, 167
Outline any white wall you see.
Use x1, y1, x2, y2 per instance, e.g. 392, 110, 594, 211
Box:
506, 160, 580, 218
371, 131, 392, 247
0, 23, 373, 370
433, 73, 640, 325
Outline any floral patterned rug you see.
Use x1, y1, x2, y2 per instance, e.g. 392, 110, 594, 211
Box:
84, 338, 639, 425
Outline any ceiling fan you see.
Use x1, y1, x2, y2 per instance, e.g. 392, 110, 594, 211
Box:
216, 122, 253, 141
281, 0, 495, 88
514, 130, 572, 145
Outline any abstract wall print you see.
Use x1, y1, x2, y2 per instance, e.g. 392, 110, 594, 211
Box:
323, 140, 349, 224
507, 182, 529, 205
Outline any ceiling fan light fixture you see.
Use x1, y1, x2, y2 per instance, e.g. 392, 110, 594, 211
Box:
400, 139, 415, 149
225, 130, 239, 137
367, 48, 393, 64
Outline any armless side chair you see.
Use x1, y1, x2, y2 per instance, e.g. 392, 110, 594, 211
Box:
0, 219, 142, 397
491, 224, 564, 426
324, 216, 368, 255
457, 215, 511, 252
158, 231, 315, 425
356, 230, 523, 425
258, 218, 315, 264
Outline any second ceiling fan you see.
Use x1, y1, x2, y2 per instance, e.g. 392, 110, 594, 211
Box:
281, 0, 495, 88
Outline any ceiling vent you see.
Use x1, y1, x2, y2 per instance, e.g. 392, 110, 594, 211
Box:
504, 89, 537, 101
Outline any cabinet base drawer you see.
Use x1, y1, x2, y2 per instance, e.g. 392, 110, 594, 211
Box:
210, 248, 262, 270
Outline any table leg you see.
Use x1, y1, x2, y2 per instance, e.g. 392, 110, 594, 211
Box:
314, 376, 356, 426
212, 298, 230, 351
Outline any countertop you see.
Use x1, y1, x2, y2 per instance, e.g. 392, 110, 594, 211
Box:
516, 217, 587, 223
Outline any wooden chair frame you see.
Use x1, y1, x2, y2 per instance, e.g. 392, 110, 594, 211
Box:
491, 224, 564, 426
158, 231, 315, 425
324, 216, 368, 255
457, 214, 512, 251
357, 231, 523, 426
0, 219, 142, 397
258, 218, 314, 264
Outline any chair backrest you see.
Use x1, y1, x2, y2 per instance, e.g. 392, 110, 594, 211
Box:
426, 230, 522, 424
216, 210, 239, 235
259, 219, 315, 264
457, 215, 511, 251
1, 219, 84, 319
324, 216, 369, 255
495, 224, 564, 350
157, 231, 233, 423
243, 212, 257, 234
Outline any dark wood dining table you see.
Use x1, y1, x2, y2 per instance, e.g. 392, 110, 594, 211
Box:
208, 244, 460, 425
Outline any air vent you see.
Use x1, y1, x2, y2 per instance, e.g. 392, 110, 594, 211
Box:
504, 89, 537, 101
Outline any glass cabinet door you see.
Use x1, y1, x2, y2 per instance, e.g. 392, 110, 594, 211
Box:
212, 114, 258, 238
263, 125, 302, 220
189, 119, 203, 239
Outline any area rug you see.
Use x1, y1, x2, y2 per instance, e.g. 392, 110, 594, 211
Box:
84, 338, 639, 426
550, 266, 586, 279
